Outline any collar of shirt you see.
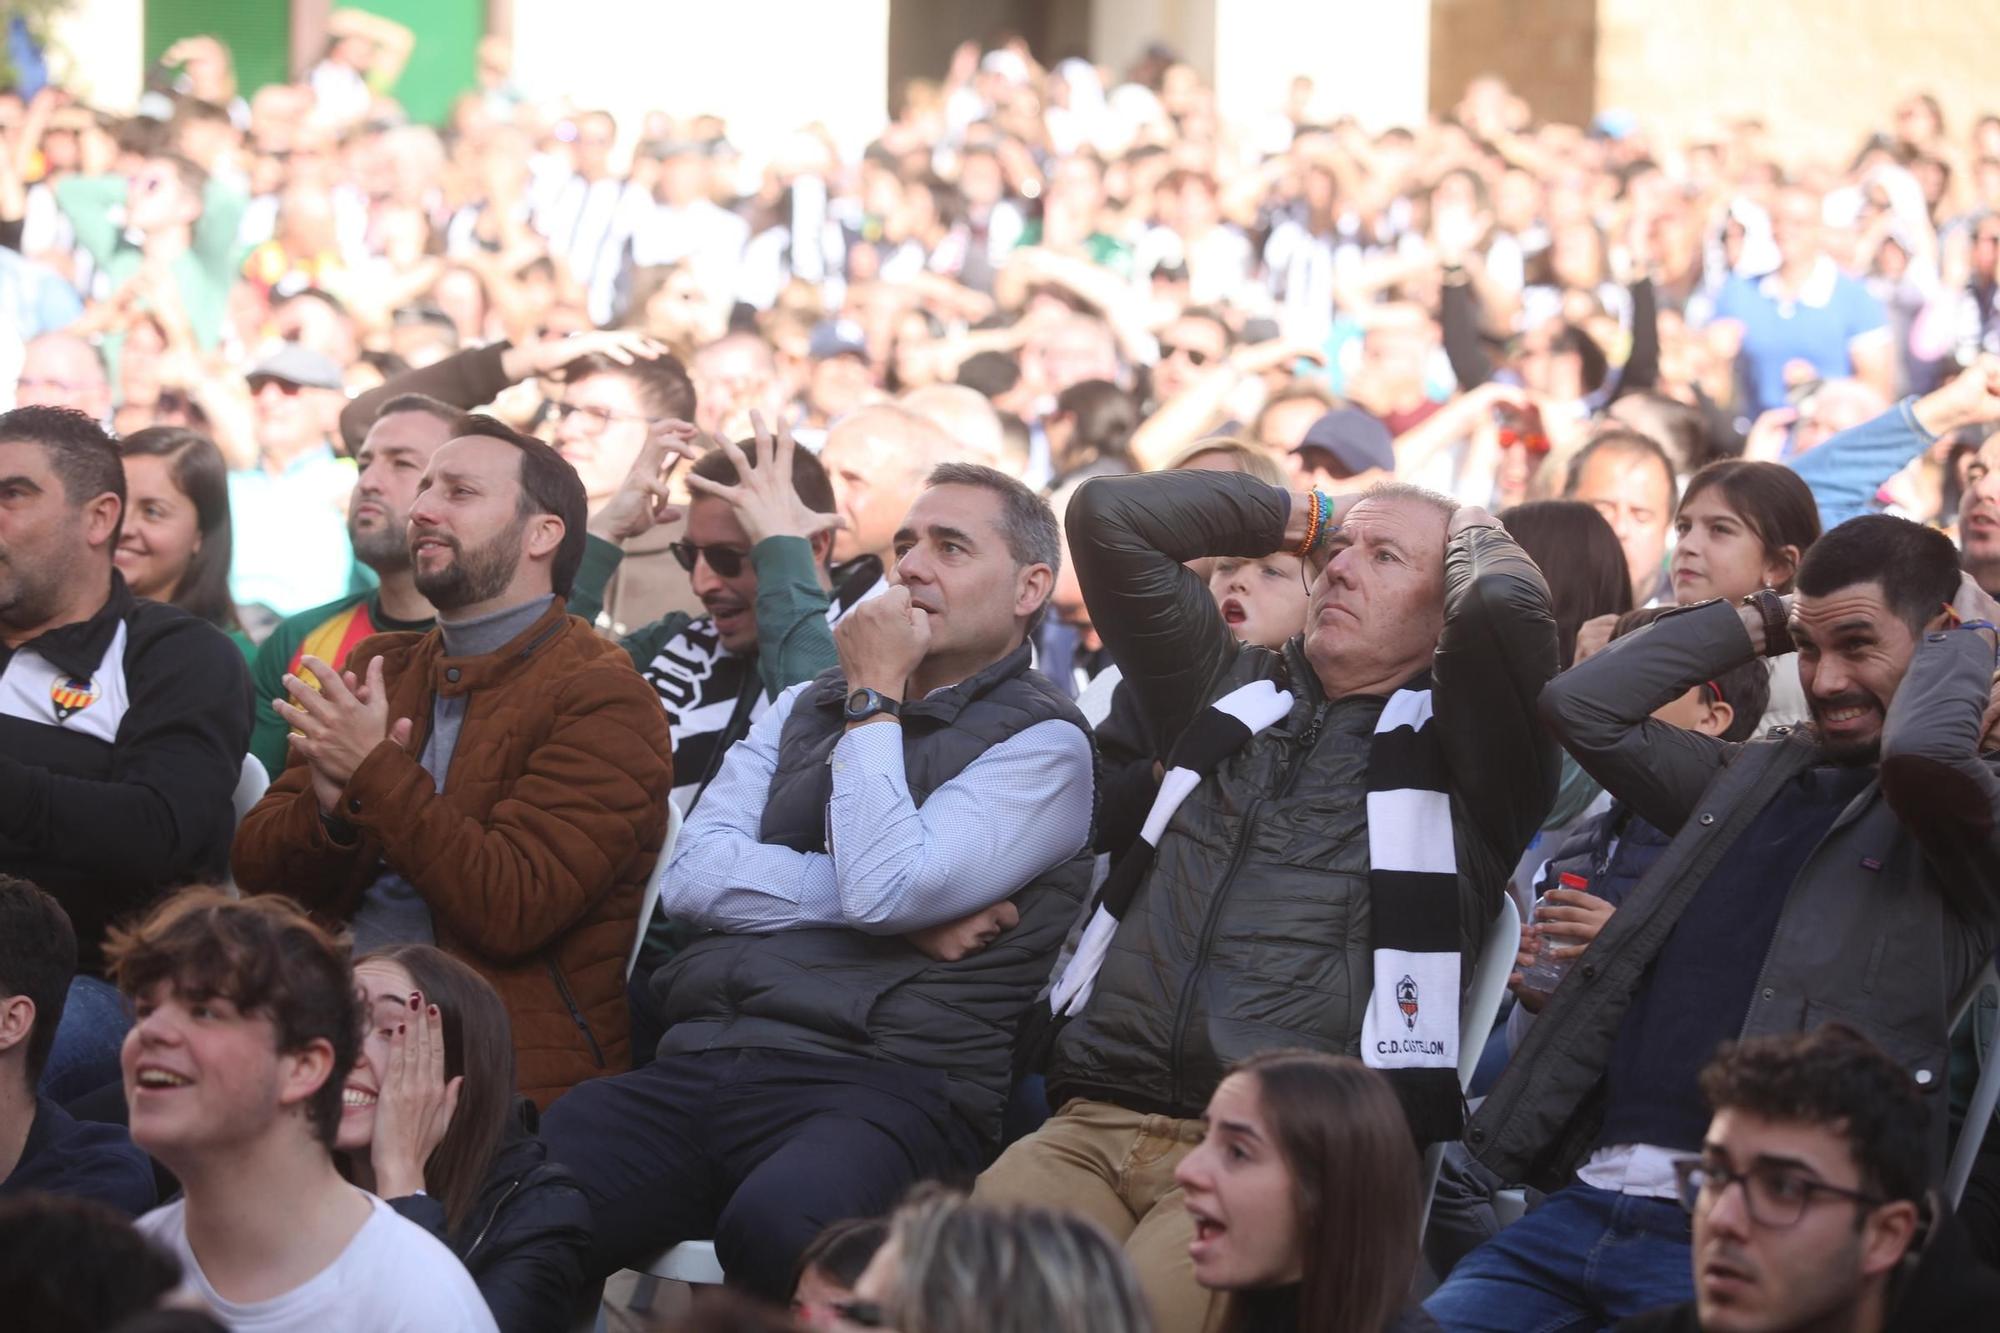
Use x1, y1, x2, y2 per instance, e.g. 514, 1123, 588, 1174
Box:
1756, 253, 1840, 309
0, 572, 130, 678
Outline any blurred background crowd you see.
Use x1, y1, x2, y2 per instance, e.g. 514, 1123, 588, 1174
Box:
4, 3, 1999, 647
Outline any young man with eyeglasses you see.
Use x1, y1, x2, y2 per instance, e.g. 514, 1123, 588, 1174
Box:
337, 328, 702, 634
1429, 516, 2000, 1331
1616, 1025, 2000, 1332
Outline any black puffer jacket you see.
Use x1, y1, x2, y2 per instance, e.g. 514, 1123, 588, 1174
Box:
1050, 470, 1558, 1118
388, 1100, 594, 1333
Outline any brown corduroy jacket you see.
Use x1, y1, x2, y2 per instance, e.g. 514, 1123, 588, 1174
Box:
233, 597, 673, 1107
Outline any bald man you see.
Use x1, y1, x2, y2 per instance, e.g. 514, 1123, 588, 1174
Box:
900, 385, 1011, 477
15, 334, 111, 424
819, 404, 959, 565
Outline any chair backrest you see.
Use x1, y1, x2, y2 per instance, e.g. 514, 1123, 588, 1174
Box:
232, 755, 271, 826
1459, 894, 1520, 1091
1946, 957, 2000, 1207
625, 800, 684, 981
1420, 895, 1524, 1240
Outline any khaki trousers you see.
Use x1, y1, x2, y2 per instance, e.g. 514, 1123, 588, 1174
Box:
975, 1098, 1225, 1333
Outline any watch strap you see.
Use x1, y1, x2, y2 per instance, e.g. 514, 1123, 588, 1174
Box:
1744, 588, 1795, 658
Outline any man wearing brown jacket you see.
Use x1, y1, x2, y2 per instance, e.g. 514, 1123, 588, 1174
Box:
234, 414, 673, 1106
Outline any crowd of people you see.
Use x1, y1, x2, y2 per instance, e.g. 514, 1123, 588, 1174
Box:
6, 15, 2000, 1333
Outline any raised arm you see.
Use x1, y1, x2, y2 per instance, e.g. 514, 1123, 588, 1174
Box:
1068, 470, 1313, 749
1789, 355, 2000, 530
1430, 510, 1561, 861
1880, 577, 2000, 924
1538, 598, 1763, 834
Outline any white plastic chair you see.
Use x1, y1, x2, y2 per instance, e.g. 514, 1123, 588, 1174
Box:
1947, 958, 2000, 1207
1420, 895, 1521, 1236
591, 1240, 726, 1332
625, 800, 684, 981
232, 754, 270, 825
597, 802, 713, 1329
222, 756, 272, 898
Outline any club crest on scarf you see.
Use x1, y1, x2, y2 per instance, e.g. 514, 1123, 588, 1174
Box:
1397, 974, 1420, 1029
50, 674, 98, 722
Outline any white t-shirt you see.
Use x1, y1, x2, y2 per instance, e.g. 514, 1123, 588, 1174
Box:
137, 1193, 498, 1333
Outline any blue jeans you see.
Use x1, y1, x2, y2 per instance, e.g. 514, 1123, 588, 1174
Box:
1424, 1183, 1694, 1332
40, 976, 132, 1106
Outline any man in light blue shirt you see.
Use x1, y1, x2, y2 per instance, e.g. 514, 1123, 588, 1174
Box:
226, 343, 363, 619
1709, 187, 1894, 417
543, 462, 1096, 1299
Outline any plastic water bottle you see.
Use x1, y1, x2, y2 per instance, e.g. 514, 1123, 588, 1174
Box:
1519, 872, 1590, 995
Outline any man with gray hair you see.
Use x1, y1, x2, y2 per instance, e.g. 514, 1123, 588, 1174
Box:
543, 462, 1095, 1301
978, 467, 1559, 1333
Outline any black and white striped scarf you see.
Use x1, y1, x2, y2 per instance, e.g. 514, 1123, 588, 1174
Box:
1049, 675, 1464, 1144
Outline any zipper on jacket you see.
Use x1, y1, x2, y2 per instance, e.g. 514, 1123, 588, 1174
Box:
545, 958, 607, 1068
465, 1176, 523, 1261
1165, 701, 1329, 1110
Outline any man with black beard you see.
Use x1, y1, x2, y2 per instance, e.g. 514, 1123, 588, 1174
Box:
235, 415, 672, 1104
1429, 515, 2000, 1331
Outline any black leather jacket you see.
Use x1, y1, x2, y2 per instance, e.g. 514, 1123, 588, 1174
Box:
388, 1099, 594, 1333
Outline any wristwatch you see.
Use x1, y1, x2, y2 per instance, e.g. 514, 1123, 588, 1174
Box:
844, 688, 902, 724
1742, 587, 1795, 657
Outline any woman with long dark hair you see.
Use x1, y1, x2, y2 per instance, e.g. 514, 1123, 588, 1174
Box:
1175, 1050, 1436, 1333
337, 946, 593, 1332
115, 427, 250, 658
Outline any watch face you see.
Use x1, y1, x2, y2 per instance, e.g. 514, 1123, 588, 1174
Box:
847, 688, 874, 714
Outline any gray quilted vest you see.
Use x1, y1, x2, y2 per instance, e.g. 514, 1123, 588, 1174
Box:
650, 641, 1095, 1143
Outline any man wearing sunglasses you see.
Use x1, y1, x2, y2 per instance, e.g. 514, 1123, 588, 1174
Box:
1615, 1025, 2000, 1332
226, 342, 360, 620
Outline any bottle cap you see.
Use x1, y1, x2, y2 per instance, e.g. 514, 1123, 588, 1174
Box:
1557, 872, 1590, 890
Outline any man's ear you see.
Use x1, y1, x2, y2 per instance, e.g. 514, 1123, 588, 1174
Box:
809, 527, 837, 569
1858, 1198, 1921, 1280
1697, 699, 1736, 739
1016, 562, 1056, 622
525, 514, 565, 564
276, 1036, 335, 1117
0, 994, 36, 1059
83, 491, 122, 552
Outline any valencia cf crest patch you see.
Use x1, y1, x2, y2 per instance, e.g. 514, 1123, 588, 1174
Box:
50, 674, 98, 722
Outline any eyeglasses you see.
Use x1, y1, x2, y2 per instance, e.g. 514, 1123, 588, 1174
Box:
247, 376, 307, 397
1158, 342, 1212, 367
1672, 1156, 1883, 1229
547, 400, 659, 435
670, 541, 751, 577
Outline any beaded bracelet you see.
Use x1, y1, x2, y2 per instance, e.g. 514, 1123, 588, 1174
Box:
1293, 488, 1335, 560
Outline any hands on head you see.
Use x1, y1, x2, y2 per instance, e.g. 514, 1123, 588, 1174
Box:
685, 410, 849, 547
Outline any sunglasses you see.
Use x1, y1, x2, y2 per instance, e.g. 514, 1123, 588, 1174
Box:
1158, 342, 1212, 367
247, 376, 307, 397
670, 541, 751, 577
